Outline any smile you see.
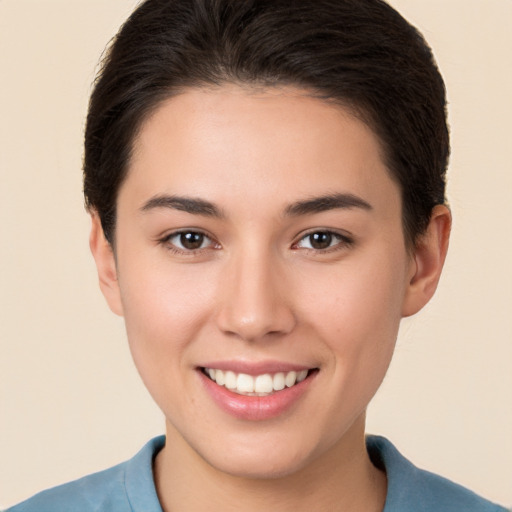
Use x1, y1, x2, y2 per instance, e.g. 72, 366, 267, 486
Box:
202, 368, 311, 396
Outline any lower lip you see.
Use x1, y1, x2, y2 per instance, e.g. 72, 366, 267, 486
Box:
198, 369, 316, 421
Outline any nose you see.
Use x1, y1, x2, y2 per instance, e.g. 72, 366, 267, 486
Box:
216, 248, 296, 342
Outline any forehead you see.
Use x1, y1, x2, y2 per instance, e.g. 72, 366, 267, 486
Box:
123, 85, 399, 218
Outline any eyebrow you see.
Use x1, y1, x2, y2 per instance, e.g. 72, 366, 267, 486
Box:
140, 192, 372, 219
284, 193, 372, 216
140, 195, 225, 218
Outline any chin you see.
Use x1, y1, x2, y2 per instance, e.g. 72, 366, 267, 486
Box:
206, 447, 313, 480
188, 426, 326, 481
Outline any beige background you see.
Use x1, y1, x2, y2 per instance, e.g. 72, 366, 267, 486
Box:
0, 0, 511, 508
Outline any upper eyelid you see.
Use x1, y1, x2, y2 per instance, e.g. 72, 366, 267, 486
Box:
158, 228, 353, 249
295, 228, 353, 242
159, 229, 219, 251
158, 232, 221, 261
292, 229, 354, 252
160, 228, 214, 241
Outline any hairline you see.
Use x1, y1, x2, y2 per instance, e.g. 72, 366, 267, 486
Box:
96, 80, 420, 252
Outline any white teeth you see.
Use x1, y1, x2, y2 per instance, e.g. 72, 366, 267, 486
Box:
297, 370, 308, 382
273, 372, 285, 391
205, 368, 310, 396
254, 374, 273, 393
225, 371, 237, 390
285, 371, 297, 387
237, 373, 255, 393
215, 369, 225, 386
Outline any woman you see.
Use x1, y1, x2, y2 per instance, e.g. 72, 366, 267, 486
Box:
5, 0, 509, 510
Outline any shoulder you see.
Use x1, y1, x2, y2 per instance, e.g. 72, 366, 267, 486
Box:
5, 436, 165, 512
5, 463, 128, 512
366, 435, 508, 512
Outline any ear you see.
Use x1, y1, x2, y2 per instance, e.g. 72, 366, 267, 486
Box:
89, 212, 124, 317
402, 205, 451, 317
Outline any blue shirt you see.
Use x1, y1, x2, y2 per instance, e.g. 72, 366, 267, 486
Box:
6, 435, 508, 511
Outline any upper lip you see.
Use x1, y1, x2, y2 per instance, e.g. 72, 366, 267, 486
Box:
198, 360, 315, 376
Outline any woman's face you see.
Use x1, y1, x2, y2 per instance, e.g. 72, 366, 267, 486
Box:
99, 85, 418, 478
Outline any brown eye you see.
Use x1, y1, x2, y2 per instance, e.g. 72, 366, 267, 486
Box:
308, 232, 333, 250
295, 230, 353, 252
165, 231, 214, 251
179, 232, 205, 250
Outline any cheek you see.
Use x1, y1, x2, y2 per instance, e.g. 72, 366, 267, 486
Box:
116, 259, 218, 389
296, 251, 408, 393
299, 255, 406, 341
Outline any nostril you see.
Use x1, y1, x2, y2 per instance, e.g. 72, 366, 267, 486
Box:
217, 309, 297, 342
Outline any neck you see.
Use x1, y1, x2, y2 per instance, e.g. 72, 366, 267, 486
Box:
154, 416, 387, 512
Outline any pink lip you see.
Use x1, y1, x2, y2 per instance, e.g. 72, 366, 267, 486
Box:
199, 360, 312, 376
198, 366, 317, 421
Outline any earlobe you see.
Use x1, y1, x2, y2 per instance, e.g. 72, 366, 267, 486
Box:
402, 205, 451, 317
89, 213, 124, 317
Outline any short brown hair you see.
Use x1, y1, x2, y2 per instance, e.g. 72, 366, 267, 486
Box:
84, 0, 449, 246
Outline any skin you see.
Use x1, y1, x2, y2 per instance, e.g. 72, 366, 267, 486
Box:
90, 85, 450, 511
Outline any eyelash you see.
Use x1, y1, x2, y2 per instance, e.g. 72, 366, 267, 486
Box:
158, 229, 354, 256
292, 230, 354, 253
159, 230, 219, 256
